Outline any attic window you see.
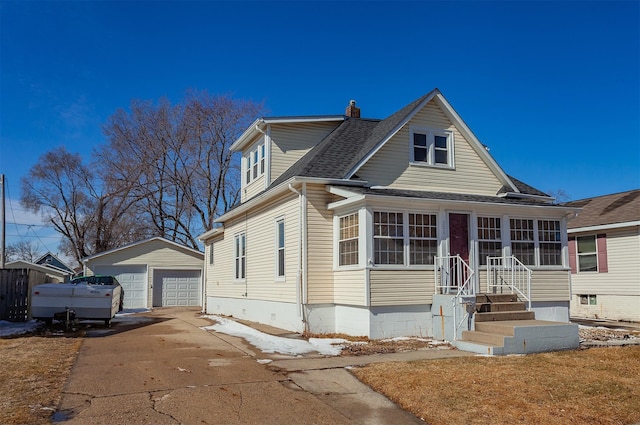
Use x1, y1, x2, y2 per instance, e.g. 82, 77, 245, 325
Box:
410, 127, 454, 167
244, 138, 265, 185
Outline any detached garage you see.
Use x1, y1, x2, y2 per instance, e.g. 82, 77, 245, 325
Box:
82, 237, 204, 310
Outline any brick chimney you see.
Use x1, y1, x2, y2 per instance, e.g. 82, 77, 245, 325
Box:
345, 100, 360, 118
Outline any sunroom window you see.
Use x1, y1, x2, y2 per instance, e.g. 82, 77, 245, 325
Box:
339, 213, 359, 266
478, 217, 502, 265
373, 212, 404, 265
538, 220, 562, 266
408, 213, 437, 265
510, 219, 535, 265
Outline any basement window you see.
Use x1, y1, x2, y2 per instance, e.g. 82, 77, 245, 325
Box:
579, 294, 597, 305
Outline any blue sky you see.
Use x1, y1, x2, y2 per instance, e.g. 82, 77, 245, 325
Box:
1, 0, 639, 258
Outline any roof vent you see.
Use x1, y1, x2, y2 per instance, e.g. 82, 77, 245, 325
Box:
345, 99, 360, 118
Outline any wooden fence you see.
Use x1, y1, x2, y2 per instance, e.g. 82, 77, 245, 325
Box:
0, 268, 47, 322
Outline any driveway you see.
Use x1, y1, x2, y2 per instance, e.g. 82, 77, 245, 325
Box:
55, 308, 470, 424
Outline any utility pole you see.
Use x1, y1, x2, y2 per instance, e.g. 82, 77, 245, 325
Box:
1, 174, 5, 268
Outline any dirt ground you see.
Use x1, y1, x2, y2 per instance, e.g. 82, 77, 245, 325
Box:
0, 322, 638, 425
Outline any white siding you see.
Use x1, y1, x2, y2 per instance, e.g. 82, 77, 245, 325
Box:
369, 269, 435, 306
570, 226, 640, 321
242, 175, 266, 203
334, 269, 367, 305
357, 100, 503, 195
306, 186, 336, 303
206, 193, 300, 303
269, 122, 340, 184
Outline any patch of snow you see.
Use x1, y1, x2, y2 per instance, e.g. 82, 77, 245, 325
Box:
256, 359, 273, 364
0, 320, 41, 337
117, 309, 151, 316
202, 315, 347, 356
382, 336, 432, 343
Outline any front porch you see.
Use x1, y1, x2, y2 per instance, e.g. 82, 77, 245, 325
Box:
431, 255, 579, 355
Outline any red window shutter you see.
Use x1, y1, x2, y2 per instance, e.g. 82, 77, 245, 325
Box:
568, 236, 577, 274
597, 234, 608, 273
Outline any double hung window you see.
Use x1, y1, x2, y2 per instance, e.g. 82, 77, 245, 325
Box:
510, 219, 535, 265
477, 217, 502, 265
408, 213, 437, 265
577, 235, 597, 272
276, 219, 285, 278
538, 220, 562, 266
373, 212, 404, 265
339, 213, 359, 266
234, 233, 246, 280
245, 139, 265, 184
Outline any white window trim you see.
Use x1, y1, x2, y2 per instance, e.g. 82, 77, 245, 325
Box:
234, 233, 246, 282
336, 211, 360, 268
576, 234, 598, 273
370, 209, 439, 269
409, 126, 455, 168
244, 137, 265, 186
275, 217, 286, 281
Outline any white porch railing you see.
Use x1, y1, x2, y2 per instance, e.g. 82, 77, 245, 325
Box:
486, 256, 532, 311
435, 255, 475, 340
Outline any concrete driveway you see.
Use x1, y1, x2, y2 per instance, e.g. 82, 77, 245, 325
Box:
54, 308, 470, 424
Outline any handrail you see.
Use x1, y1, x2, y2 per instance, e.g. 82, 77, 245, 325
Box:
486, 256, 532, 310
435, 255, 475, 340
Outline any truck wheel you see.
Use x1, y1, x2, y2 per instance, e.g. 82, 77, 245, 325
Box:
104, 319, 111, 327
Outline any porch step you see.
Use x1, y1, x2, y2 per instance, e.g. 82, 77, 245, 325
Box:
474, 310, 535, 322
476, 301, 527, 313
455, 320, 580, 355
461, 330, 506, 346
475, 293, 518, 303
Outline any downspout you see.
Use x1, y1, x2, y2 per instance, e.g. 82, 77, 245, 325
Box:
288, 183, 308, 332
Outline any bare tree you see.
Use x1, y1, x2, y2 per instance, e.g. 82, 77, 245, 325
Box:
20, 147, 150, 263
5, 240, 42, 262
99, 91, 263, 248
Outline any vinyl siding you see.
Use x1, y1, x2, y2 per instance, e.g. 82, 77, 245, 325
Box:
357, 100, 503, 195
269, 122, 341, 184
243, 174, 266, 203
369, 269, 435, 306
306, 185, 336, 303
477, 269, 571, 302
570, 226, 640, 296
206, 193, 300, 303
334, 269, 367, 305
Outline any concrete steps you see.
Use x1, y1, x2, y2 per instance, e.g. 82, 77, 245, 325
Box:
453, 293, 579, 355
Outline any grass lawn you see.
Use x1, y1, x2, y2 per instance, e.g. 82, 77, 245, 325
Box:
351, 346, 640, 425
0, 337, 82, 425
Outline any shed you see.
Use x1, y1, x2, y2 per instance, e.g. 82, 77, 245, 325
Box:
82, 237, 204, 310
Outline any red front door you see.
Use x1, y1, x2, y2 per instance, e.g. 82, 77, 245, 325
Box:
449, 213, 470, 261
448, 213, 470, 289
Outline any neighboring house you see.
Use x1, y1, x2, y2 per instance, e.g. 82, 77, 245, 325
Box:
82, 237, 204, 310
4, 260, 71, 283
35, 252, 76, 275
199, 89, 579, 349
564, 190, 640, 322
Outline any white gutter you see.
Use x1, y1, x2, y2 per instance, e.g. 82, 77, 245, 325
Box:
568, 220, 640, 233
497, 192, 555, 202
288, 182, 308, 331
215, 177, 367, 224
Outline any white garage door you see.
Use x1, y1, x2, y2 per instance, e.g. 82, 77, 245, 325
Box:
94, 265, 148, 310
153, 270, 201, 307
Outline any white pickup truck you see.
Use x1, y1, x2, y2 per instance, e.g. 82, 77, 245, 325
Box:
31, 275, 124, 326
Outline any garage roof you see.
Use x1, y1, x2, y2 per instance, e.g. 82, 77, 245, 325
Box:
81, 237, 203, 263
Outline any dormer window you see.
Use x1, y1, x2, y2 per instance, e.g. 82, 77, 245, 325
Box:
245, 138, 265, 185
410, 127, 454, 167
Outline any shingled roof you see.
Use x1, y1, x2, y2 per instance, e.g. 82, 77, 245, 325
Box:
563, 190, 640, 229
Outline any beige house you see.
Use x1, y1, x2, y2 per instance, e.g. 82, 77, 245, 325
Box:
82, 237, 204, 310
199, 89, 579, 352
565, 190, 640, 322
